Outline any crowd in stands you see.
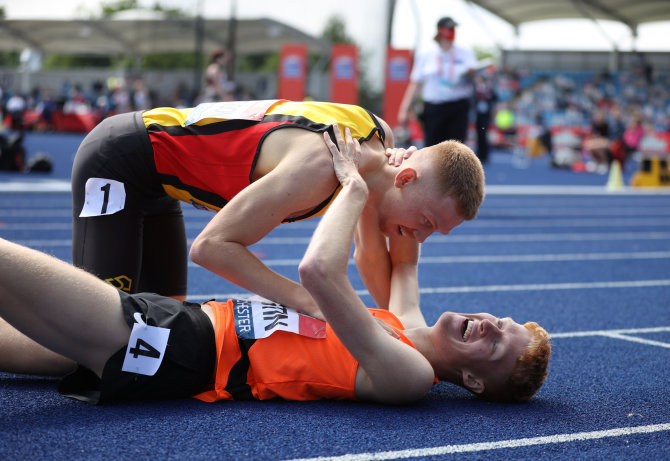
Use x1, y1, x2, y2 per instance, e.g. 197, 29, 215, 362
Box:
0, 75, 194, 133
1, 62, 668, 174
497, 66, 670, 172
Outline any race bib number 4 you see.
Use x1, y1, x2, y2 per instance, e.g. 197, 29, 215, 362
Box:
122, 313, 170, 376
79, 178, 126, 217
233, 298, 326, 340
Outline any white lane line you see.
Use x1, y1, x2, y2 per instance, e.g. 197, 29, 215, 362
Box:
480, 207, 670, 216
427, 232, 670, 244
183, 251, 670, 267
0, 209, 72, 217
0, 223, 72, 231
285, 423, 670, 461
256, 232, 670, 244
7, 232, 670, 247
598, 333, 670, 348
551, 327, 670, 349
417, 280, 670, 294
413, 252, 670, 264
3, 217, 670, 231
485, 185, 670, 195
190, 279, 670, 302
8, 239, 73, 247
468, 218, 670, 227
551, 326, 670, 337
552, 327, 670, 348
0, 180, 71, 193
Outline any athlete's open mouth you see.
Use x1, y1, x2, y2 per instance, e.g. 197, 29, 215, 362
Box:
461, 319, 473, 341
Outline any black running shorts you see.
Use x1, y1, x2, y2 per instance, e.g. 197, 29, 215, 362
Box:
71, 111, 187, 297
58, 292, 216, 405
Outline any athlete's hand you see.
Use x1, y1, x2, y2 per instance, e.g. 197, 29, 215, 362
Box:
324, 124, 364, 187
385, 145, 417, 167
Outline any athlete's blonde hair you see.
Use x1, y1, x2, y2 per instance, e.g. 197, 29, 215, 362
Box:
431, 140, 485, 220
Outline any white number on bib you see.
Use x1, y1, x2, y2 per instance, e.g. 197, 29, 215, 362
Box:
121, 313, 170, 376
79, 178, 126, 217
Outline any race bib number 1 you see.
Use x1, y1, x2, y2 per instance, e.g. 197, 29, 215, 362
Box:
122, 313, 170, 376
233, 297, 326, 340
79, 177, 126, 217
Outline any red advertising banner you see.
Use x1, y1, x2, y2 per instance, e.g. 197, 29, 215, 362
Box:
330, 43, 358, 105
278, 44, 307, 101
382, 47, 412, 127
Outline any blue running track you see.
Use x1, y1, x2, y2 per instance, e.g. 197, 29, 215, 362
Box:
0, 132, 669, 460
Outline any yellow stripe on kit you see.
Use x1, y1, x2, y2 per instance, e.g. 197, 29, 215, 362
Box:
161, 185, 221, 212
142, 107, 194, 128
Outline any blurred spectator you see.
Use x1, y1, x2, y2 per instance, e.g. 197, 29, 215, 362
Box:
527, 113, 553, 158
202, 47, 236, 102
6, 93, 26, 131
91, 80, 112, 119
171, 82, 191, 108
35, 88, 58, 131
607, 104, 627, 168
473, 72, 497, 164
608, 104, 626, 141
130, 77, 152, 111
110, 78, 132, 114
623, 114, 646, 157
62, 84, 90, 114
583, 109, 610, 173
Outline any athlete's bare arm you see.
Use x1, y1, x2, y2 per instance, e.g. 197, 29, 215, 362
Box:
300, 127, 434, 403
353, 204, 392, 307
386, 237, 427, 329
190, 129, 339, 318
354, 208, 425, 326
352, 118, 422, 312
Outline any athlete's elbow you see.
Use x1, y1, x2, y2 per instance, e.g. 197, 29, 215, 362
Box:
298, 254, 331, 292
189, 235, 232, 268
189, 235, 208, 265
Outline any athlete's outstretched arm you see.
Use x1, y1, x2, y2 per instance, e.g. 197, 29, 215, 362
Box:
349, 117, 424, 325
0, 238, 131, 377
299, 126, 434, 404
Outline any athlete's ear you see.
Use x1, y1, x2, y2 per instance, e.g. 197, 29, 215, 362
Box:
394, 168, 417, 188
462, 371, 485, 394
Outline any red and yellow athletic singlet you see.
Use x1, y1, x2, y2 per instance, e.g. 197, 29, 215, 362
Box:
142, 100, 385, 221
194, 300, 415, 402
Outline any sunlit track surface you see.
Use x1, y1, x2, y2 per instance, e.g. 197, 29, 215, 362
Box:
1, 142, 669, 460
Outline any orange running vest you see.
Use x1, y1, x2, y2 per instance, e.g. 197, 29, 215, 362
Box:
194, 300, 416, 402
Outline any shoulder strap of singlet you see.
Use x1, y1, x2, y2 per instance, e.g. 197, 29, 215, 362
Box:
365, 110, 386, 144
